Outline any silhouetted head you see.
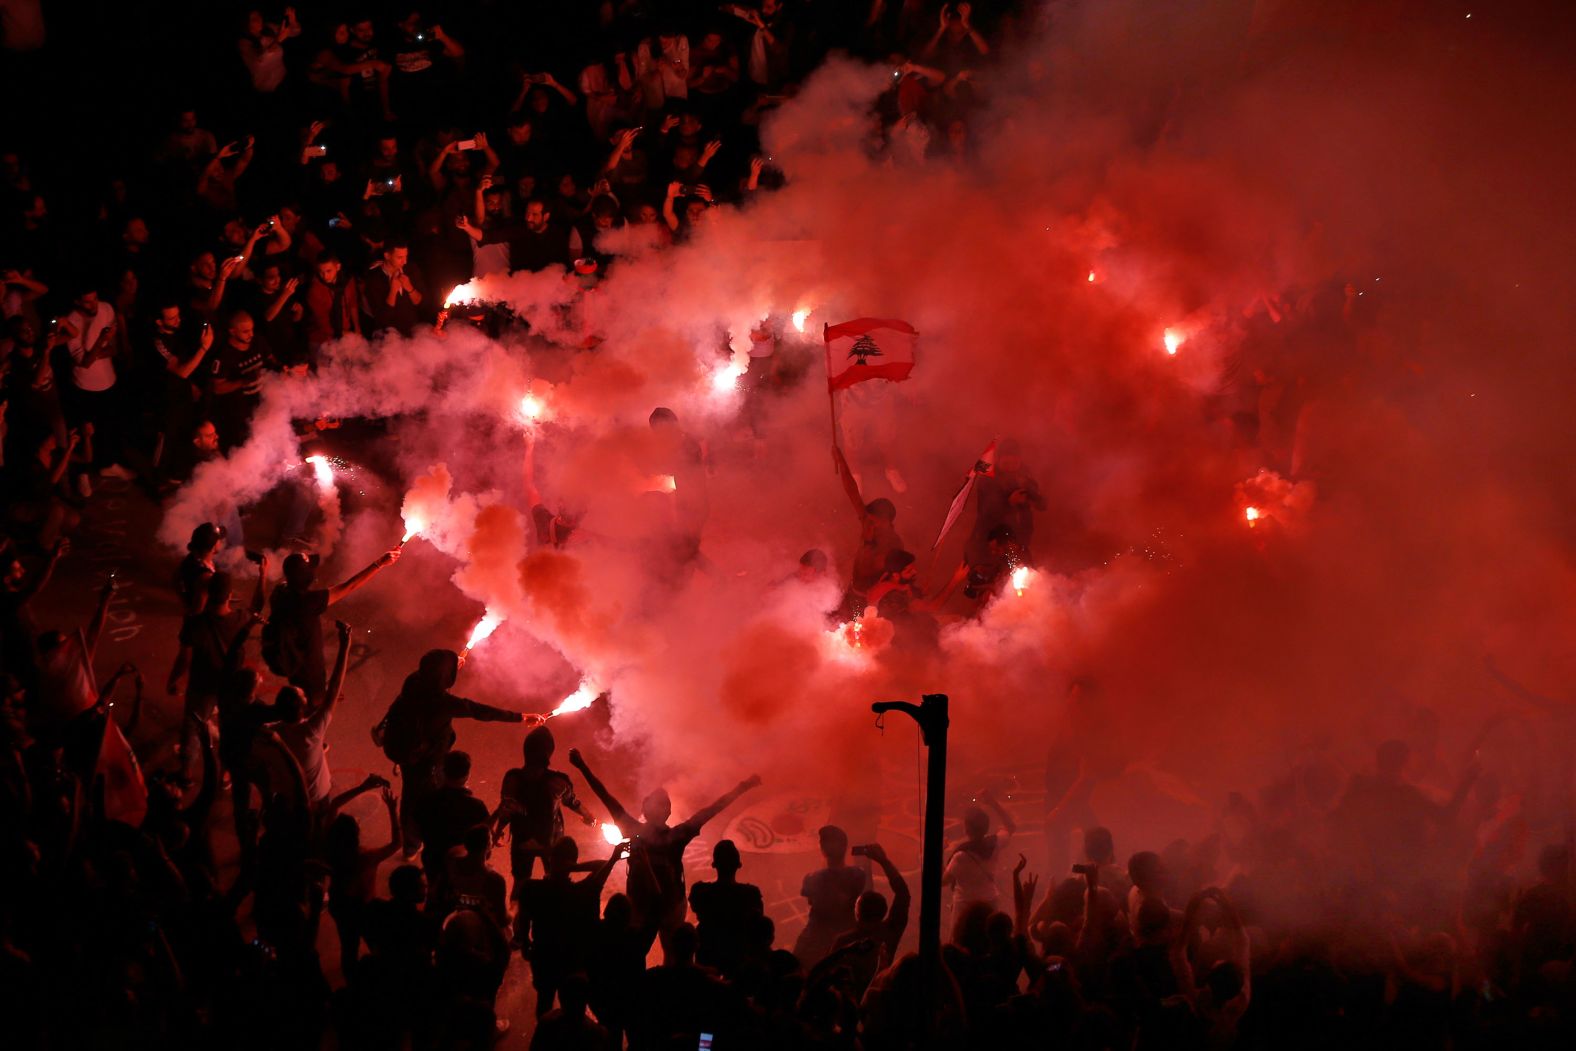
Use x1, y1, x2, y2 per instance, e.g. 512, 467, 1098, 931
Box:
188, 521, 226, 557
1128, 851, 1164, 894
282, 552, 319, 589
1136, 898, 1172, 942
642, 787, 672, 825
558, 973, 591, 1015
206, 571, 234, 615
712, 839, 742, 876
545, 834, 580, 876
603, 893, 633, 927
523, 724, 554, 766
417, 649, 460, 690
963, 806, 991, 840
275, 684, 307, 722
441, 750, 472, 787
1084, 826, 1115, 865
819, 825, 849, 864
389, 863, 426, 904
663, 921, 698, 966
648, 406, 678, 429
856, 890, 889, 924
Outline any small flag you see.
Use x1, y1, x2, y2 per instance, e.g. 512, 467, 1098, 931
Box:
97, 714, 148, 827
931, 439, 997, 551
825, 318, 917, 391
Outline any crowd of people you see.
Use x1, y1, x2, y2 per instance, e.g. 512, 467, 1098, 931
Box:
3, 1, 1575, 1049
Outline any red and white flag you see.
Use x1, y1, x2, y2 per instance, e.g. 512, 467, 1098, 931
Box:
97, 714, 148, 827
825, 318, 918, 391
931, 439, 997, 550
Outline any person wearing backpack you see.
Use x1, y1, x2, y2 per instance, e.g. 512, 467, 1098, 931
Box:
378, 648, 539, 857
265, 547, 401, 705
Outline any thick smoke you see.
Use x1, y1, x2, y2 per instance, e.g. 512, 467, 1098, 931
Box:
163, 3, 1576, 873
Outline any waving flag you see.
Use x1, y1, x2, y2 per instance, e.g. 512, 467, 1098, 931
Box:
96, 714, 148, 827
931, 439, 997, 551
825, 318, 918, 391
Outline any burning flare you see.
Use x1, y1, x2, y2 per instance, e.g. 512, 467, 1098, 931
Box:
1244, 506, 1261, 526
1163, 328, 1185, 356
443, 282, 479, 309
548, 680, 600, 719
601, 822, 624, 846
305, 455, 334, 490
791, 307, 811, 332
710, 359, 747, 394
1011, 565, 1031, 596
462, 610, 503, 653
519, 393, 544, 422
400, 517, 423, 544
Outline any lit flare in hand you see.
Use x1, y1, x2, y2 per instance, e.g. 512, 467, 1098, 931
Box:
791, 307, 811, 332
305, 455, 335, 490
1011, 565, 1031, 596
462, 610, 503, 655
548, 680, 599, 719
601, 822, 624, 845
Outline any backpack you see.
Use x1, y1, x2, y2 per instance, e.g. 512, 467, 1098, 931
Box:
377, 693, 426, 767
259, 616, 297, 677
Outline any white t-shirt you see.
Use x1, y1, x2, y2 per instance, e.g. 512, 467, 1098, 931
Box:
944, 831, 1012, 907
275, 706, 333, 804
65, 301, 117, 392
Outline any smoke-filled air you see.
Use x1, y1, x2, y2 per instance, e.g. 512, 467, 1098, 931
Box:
161, 1, 1576, 913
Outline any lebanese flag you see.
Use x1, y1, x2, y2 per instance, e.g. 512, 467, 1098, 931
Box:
825, 318, 918, 391
931, 439, 997, 551
97, 714, 148, 827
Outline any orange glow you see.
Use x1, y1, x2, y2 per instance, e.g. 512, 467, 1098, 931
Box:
306, 454, 334, 489
519, 393, 544, 421
1245, 506, 1261, 526
1011, 565, 1031, 596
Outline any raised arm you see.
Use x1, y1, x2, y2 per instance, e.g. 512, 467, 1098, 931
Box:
323, 773, 391, 822
318, 620, 352, 720
867, 842, 910, 934
686, 774, 762, 831
584, 841, 630, 894
567, 748, 638, 829
982, 787, 1017, 836
167, 324, 214, 379
326, 547, 400, 605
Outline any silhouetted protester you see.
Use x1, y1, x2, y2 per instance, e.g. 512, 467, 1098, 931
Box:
570, 747, 761, 938
270, 618, 353, 809
525, 836, 630, 1017
349, 863, 440, 1046
414, 749, 491, 881
832, 443, 903, 619
264, 547, 400, 705
530, 972, 610, 1051
493, 724, 596, 950
943, 789, 1017, 914
433, 895, 511, 1045
326, 778, 399, 969
965, 438, 1046, 565
432, 823, 511, 932
793, 824, 867, 968
689, 839, 765, 979
589, 893, 651, 1051
376, 649, 534, 855
831, 841, 911, 996
631, 921, 745, 1050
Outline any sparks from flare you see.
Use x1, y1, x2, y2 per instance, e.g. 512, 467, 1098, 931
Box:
1163, 328, 1185, 355
601, 822, 624, 846
1011, 565, 1031, 596
710, 360, 747, 393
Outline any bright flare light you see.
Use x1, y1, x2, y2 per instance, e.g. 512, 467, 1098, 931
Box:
443, 282, 478, 309
1087, 270, 1097, 283
711, 360, 747, 393
1011, 565, 1031, 596
1244, 506, 1261, 526
1163, 328, 1185, 355
548, 680, 599, 718
646, 474, 677, 493
519, 393, 544, 422
601, 822, 624, 846
463, 610, 503, 653
306, 455, 334, 490
791, 308, 811, 332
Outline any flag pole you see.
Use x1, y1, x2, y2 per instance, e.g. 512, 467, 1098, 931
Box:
825, 322, 840, 473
